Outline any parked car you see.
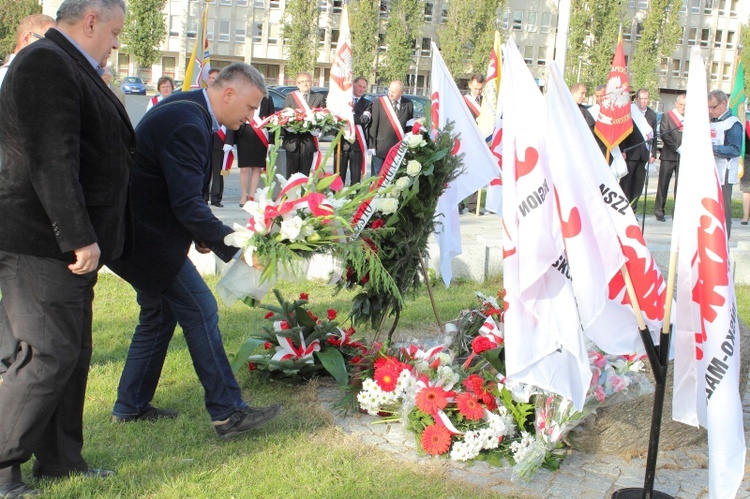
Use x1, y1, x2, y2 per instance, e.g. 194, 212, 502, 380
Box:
268, 88, 286, 112
121, 76, 146, 95
268, 85, 329, 103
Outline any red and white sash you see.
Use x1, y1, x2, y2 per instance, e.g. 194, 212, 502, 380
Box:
217, 126, 234, 171
667, 109, 684, 131
463, 95, 481, 119
355, 124, 367, 175
379, 96, 404, 140
290, 91, 323, 171
251, 113, 269, 148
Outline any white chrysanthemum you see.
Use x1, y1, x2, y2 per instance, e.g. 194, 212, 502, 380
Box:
437, 365, 460, 386
280, 216, 304, 241
477, 427, 500, 450
450, 440, 481, 462
395, 369, 414, 396
406, 160, 422, 177
486, 410, 515, 437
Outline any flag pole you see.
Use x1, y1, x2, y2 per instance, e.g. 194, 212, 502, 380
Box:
475, 188, 483, 216
612, 265, 674, 499
335, 140, 341, 175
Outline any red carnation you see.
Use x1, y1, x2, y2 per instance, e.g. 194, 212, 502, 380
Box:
264, 342, 273, 350
471, 335, 494, 354
371, 219, 385, 229
463, 374, 485, 395
300, 292, 309, 300
421, 424, 452, 455
327, 309, 337, 320
247, 363, 257, 371
264, 311, 274, 319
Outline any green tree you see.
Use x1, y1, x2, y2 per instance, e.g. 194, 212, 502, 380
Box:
380, 0, 421, 85
741, 24, 750, 96
629, 0, 682, 100
564, 0, 624, 90
0, 0, 41, 60
121, 0, 168, 69
438, 0, 503, 83
282, 0, 320, 79
349, 0, 379, 83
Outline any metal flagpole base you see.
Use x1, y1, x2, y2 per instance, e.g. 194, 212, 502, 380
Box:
611, 488, 674, 499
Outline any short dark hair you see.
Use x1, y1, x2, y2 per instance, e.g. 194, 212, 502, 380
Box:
708, 89, 727, 103
635, 88, 649, 99
208, 68, 220, 76
353, 76, 367, 85
470, 73, 485, 84
157, 76, 174, 89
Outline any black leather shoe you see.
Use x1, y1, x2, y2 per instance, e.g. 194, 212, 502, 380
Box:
33, 466, 114, 480
214, 404, 282, 440
0, 483, 39, 498
111, 406, 178, 423
80, 468, 114, 478
212, 202, 224, 208
655, 216, 666, 222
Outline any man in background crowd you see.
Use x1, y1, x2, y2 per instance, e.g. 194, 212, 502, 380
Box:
368, 79, 413, 176
335, 76, 371, 186
654, 93, 685, 222
281, 72, 325, 178
0, 14, 55, 86
102, 65, 126, 107
619, 88, 657, 211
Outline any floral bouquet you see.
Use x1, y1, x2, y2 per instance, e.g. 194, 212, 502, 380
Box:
218, 120, 399, 308
266, 106, 345, 136
230, 289, 373, 385
339, 121, 463, 336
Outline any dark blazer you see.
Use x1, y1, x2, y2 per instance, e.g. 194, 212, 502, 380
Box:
343, 96, 372, 152
281, 91, 326, 154
659, 110, 683, 163
621, 106, 658, 162
368, 96, 414, 158
107, 90, 239, 293
0, 28, 134, 262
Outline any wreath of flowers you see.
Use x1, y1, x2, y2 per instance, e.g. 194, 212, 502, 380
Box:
265, 106, 344, 136
338, 121, 463, 335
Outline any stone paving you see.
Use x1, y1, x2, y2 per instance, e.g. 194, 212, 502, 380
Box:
316, 380, 750, 498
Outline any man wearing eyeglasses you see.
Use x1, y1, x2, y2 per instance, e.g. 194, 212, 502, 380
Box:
0, 14, 55, 87
708, 89, 743, 238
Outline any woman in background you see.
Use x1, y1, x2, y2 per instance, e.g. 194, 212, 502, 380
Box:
235, 95, 275, 206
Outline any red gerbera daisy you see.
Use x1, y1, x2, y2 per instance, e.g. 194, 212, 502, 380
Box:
421, 424, 452, 455
374, 364, 401, 392
455, 392, 484, 420
415, 386, 449, 414
463, 374, 485, 396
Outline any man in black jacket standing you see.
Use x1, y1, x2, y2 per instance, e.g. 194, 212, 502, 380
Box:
281, 72, 326, 178
368, 80, 414, 176
335, 76, 372, 185
0, 0, 133, 494
654, 93, 685, 222
620, 88, 658, 211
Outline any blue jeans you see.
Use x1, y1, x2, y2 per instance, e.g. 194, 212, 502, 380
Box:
112, 260, 247, 421
371, 156, 385, 177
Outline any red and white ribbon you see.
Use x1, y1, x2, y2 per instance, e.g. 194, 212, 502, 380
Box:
271, 332, 321, 364
380, 95, 404, 140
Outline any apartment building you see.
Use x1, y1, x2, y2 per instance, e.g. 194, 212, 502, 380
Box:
42, 0, 749, 106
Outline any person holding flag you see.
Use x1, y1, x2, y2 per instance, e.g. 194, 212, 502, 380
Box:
281, 72, 325, 178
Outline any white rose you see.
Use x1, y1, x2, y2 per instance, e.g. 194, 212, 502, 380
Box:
406, 133, 425, 148
394, 176, 411, 191
406, 160, 422, 177
280, 216, 304, 241
377, 197, 399, 215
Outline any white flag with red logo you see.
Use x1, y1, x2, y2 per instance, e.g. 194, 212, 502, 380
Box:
430, 42, 500, 286
482, 31, 503, 216
326, 5, 354, 140
501, 41, 591, 409
671, 47, 745, 498
545, 62, 640, 352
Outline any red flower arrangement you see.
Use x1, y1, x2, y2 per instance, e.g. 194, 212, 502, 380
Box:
421, 424, 452, 455
415, 386, 451, 414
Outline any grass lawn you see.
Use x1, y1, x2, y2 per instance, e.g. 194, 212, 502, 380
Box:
10, 273, 750, 498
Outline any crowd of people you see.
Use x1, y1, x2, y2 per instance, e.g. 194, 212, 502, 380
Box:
0, 1, 747, 496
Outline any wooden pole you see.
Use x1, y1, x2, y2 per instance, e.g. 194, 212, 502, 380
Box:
474, 188, 483, 216
335, 139, 341, 175
418, 252, 443, 331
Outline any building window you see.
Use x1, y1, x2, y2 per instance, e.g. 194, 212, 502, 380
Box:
269, 0, 280, 8
730, 0, 739, 16
378, 33, 387, 51
672, 59, 681, 77
726, 30, 735, 48
235, 21, 246, 42
424, 2, 433, 22
523, 46, 533, 65
623, 25, 632, 41
237, 0, 248, 6
319, 0, 327, 13
682, 59, 689, 77
162, 56, 176, 78
441, 5, 448, 23
635, 22, 643, 41
169, 15, 180, 36
268, 23, 279, 44
700, 28, 710, 47
537, 46, 546, 66
659, 58, 668, 76
380, 0, 389, 19
527, 11, 537, 32
690, 0, 700, 14
252, 22, 263, 43
219, 19, 230, 42
718, 0, 725, 15
637, 0, 649, 8
540, 12, 551, 34
331, 29, 340, 49
318, 28, 325, 47
710, 61, 719, 80
500, 10, 509, 30
714, 29, 723, 47
220, 0, 231, 5
421, 37, 431, 57
723, 62, 731, 81
253, 0, 264, 6
687, 27, 697, 45
333, 0, 342, 13
186, 17, 198, 38
206, 18, 214, 40
704, 0, 713, 14
512, 10, 523, 30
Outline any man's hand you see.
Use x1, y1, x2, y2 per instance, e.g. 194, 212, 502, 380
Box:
649, 156, 656, 164
68, 242, 101, 274
195, 241, 211, 254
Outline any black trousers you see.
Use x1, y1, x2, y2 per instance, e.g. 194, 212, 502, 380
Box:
335, 146, 363, 185
654, 159, 679, 219
208, 148, 224, 205
0, 298, 14, 376
0, 252, 96, 484
285, 149, 314, 179
620, 159, 648, 211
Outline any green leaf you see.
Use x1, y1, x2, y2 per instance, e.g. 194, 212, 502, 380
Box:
315, 174, 340, 191
230, 337, 267, 374
480, 346, 505, 373
314, 348, 349, 386
295, 305, 317, 328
